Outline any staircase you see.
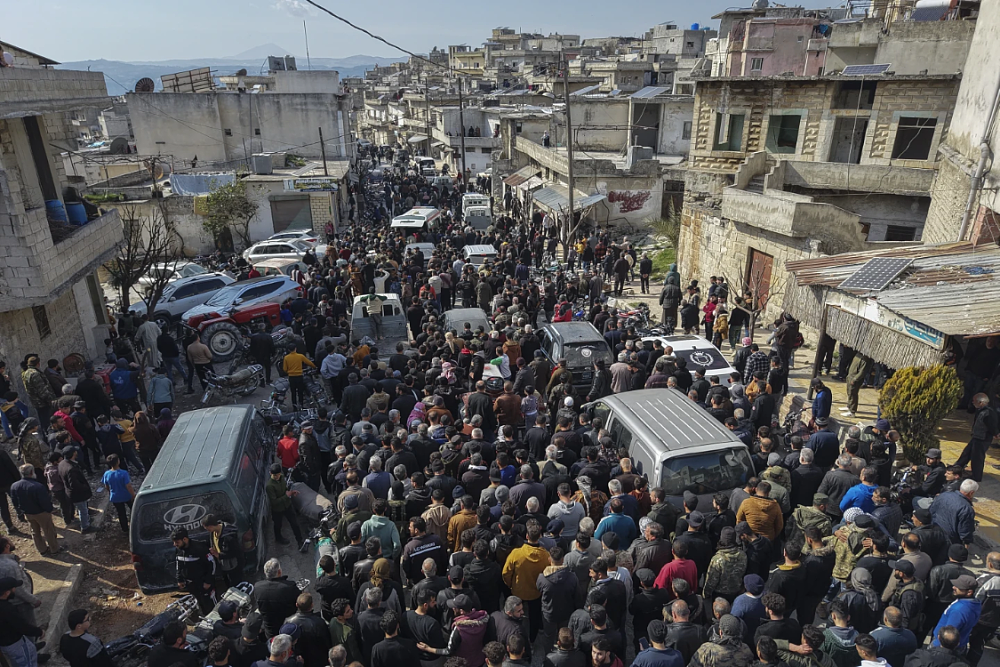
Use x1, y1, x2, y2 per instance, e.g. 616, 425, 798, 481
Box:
747, 175, 766, 193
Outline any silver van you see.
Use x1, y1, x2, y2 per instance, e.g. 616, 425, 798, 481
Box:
585, 388, 752, 507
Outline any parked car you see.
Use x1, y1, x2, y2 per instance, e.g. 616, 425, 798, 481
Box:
129, 273, 235, 330
241, 239, 312, 263
183, 276, 302, 359
267, 230, 320, 246
136, 261, 207, 291
640, 335, 737, 384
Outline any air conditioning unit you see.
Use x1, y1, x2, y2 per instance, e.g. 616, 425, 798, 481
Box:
626, 145, 654, 168
252, 153, 273, 175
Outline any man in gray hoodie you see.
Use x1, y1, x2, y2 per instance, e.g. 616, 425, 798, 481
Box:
547, 483, 585, 540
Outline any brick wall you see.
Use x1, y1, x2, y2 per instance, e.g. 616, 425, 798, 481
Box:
922, 153, 973, 244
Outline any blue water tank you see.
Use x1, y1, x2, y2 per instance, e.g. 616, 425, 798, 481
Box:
66, 202, 87, 225
691, 23, 700, 30
45, 200, 67, 222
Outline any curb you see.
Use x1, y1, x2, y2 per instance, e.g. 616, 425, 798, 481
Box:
43, 562, 83, 650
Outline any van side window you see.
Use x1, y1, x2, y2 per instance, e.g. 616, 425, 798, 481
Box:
608, 418, 634, 453
592, 402, 611, 428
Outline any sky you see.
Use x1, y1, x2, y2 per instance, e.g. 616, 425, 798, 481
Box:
6, 0, 834, 63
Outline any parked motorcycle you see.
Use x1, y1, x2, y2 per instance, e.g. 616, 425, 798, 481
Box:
185, 582, 255, 654
201, 365, 264, 405
107, 595, 199, 667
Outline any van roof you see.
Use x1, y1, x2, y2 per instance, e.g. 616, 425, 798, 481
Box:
352, 293, 401, 305
139, 406, 253, 493
464, 244, 498, 255
593, 389, 741, 452
543, 321, 605, 344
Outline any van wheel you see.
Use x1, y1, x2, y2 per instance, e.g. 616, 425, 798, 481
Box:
202, 322, 241, 362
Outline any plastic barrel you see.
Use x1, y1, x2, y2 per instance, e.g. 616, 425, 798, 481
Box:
66, 202, 87, 225
45, 200, 67, 222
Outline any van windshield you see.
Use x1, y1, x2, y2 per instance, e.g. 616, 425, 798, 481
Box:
136, 492, 237, 542
660, 447, 752, 496
564, 341, 612, 368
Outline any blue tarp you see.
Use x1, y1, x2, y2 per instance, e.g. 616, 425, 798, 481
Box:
170, 173, 236, 196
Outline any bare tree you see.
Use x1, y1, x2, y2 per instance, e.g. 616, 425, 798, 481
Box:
106, 204, 181, 315
721, 257, 788, 334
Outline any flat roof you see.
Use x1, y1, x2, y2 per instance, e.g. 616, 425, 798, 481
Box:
692, 72, 961, 82
140, 406, 253, 493
543, 321, 605, 343
594, 389, 742, 452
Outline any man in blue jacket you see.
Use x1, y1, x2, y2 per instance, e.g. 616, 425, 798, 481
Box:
930, 480, 978, 547
839, 467, 879, 514
632, 620, 685, 667
594, 498, 636, 546
810, 378, 832, 422
932, 574, 982, 652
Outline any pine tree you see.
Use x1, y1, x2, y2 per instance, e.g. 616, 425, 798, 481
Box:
878, 365, 962, 464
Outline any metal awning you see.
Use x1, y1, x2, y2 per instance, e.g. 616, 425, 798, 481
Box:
631, 86, 671, 99
407, 134, 428, 144
503, 165, 540, 187
518, 175, 544, 192
532, 183, 607, 213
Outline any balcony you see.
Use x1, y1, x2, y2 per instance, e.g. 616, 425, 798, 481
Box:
722, 186, 866, 251
432, 127, 500, 149
0, 208, 122, 310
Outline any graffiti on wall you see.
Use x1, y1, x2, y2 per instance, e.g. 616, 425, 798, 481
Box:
607, 190, 652, 213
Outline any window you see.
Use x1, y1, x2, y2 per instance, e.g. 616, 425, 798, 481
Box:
242, 283, 280, 301
797, 35, 804, 42
892, 117, 937, 160
254, 128, 261, 136
682, 121, 692, 140
765, 114, 802, 154
171, 283, 199, 300
481, 147, 491, 154
224, 128, 233, 136
32, 306, 51, 339
884, 225, 917, 241
660, 448, 753, 496
712, 113, 745, 151
687, 42, 695, 48
608, 418, 634, 453
750, 58, 764, 71
833, 81, 877, 110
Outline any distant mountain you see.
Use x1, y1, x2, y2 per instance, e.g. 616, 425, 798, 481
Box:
226, 43, 293, 60
58, 49, 402, 95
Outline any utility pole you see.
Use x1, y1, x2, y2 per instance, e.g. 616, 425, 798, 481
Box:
425, 78, 433, 160
318, 127, 329, 175
458, 77, 467, 186
561, 50, 576, 258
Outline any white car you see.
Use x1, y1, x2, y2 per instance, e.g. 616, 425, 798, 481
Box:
268, 230, 320, 246
404, 242, 435, 260
241, 239, 313, 263
136, 261, 207, 291
640, 334, 738, 385
129, 273, 235, 330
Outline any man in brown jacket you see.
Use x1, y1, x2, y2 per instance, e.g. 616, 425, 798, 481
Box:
735, 480, 784, 541
447, 495, 478, 552
493, 382, 523, 429
186, 337, 214, 391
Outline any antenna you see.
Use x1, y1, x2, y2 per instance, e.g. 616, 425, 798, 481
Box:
304, 20, 312, 70
134, 77, 155, 93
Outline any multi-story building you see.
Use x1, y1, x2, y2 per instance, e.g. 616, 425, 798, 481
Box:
643, 23, 717, 58
677, 70, 960, 319
129, 59, 354, 168
0, 44, 123, 374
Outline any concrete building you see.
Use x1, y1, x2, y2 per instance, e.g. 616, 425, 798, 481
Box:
99, 98, 133, 141
677, 72, 959, 319
825, 17, 974, 75
129, 64, 353, 169
0, 47, 123, 377
922, 0, 1000, 244
642, 23, 717, 58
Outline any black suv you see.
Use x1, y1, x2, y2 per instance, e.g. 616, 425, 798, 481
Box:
539, 322, 613, 394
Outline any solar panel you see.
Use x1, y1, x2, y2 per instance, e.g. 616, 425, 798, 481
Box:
841, 63, 891, 76
632, 86, 671, 99
838, 257, 913, 291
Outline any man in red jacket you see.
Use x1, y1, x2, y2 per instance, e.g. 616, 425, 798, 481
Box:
654, 540, 698, 595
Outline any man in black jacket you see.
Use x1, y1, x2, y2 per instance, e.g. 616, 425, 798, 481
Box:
255, 558, 301, 639
662, 599, 706, 664
341, 374, 370, 423
357, 588, 389, 664
370, 609, 419, 667
147, 620, 200, 667
282, 593, 331, 667
586, 359, 611, 403
171, 528, 216, 614
59, 447, 94, 531
467, 382, 498, 440
249, 324, 277, 384
202, 514, 244, 588
536, 547, 578, 647
464, 540, 503, 614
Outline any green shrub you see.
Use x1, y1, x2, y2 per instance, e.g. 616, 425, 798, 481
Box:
878, 364, 961, 464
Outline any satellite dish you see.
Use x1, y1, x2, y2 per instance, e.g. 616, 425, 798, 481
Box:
135, 77, 155, 93
109, 137, 129, 154
236, 68, 248, 76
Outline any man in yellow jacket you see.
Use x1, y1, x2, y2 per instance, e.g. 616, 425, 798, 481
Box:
282, 346, 315, 409
502, 521, 549, 643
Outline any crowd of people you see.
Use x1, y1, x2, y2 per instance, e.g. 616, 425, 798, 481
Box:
0, 145, 998, 667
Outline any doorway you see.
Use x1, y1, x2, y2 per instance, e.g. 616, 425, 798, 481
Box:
830, 117, 868, 164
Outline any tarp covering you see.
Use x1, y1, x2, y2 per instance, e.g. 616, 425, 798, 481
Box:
170, 173, 235, 196
532, 183, 607, 212
407, 134, 428, 144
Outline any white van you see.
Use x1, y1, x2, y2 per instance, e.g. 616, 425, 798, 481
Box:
462, 193, 490, 210
391, 207, 442, 231
463, 244, 498, 266
586, 388, 753, 507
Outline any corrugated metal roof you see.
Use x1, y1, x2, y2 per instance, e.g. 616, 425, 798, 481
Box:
503, 165, 540, 187
571, 84, 602, 96
786, 241, 1000, 336
532, 183, 607, 212
631, 85, 672, 99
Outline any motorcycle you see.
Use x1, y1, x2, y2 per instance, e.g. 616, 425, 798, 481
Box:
202, 365, 265, 405
185, 582, 255, 654
107, 595, 200, 667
